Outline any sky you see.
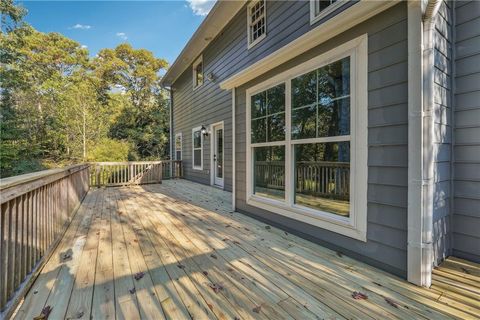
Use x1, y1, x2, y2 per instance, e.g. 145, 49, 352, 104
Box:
20, 0, 216, 64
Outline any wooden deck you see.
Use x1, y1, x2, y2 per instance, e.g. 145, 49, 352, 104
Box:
12, 180, 480, 319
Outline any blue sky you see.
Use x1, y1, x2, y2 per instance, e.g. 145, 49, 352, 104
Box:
20, 1, 215, 64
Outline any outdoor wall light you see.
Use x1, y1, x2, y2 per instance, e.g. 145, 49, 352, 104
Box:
201, 125, 209, 137
207, 72, 215, 82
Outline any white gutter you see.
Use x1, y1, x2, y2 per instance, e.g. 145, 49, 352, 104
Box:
407, 0, 441, 287
232, 88, 236, 211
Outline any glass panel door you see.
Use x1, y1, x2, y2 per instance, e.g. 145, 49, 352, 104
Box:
214, 124, 224, 187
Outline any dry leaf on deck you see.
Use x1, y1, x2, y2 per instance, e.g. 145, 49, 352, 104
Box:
208, 283, 224, 293
177, 264, 186, 269
129, 287, 136, 294
264, 226, 271, 230
385, 298, 399, 308
252, 305, 262, 313
210, 254, 218, 259
34, 305, 52, 320
134, 272, 145, 280
351, 291, 368, 300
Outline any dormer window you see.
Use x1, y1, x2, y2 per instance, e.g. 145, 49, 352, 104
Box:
310, 0, 345, 25
247, 0, 266, 49
193, 56, 203, 89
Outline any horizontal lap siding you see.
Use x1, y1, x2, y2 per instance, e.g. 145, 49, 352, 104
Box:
235, 3, 409, 277
432, 0, 453, 266
452, 0, 480, 262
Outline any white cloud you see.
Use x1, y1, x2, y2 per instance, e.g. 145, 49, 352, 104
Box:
186, 0, 215, 16
116, 32, 128, 40
71, 24, 91, 30
81, 45, 88, 49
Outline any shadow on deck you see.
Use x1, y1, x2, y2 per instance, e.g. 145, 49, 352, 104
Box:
11, 180, 480, 319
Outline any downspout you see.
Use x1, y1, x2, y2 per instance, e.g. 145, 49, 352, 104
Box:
232, 87, 236, 211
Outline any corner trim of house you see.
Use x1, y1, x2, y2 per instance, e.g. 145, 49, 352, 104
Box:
219, 0, 399, 90
232, 88, 236, 211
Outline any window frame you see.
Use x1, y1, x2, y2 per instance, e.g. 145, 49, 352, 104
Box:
247, 0, 267, 49
309, 0, 347, 25
175, 132, 182, 160
245, 35, 367, 241
192, 56, 204, 89
192, 126, 203, 170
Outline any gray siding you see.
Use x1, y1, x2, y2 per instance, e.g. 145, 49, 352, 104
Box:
171, 0, 354, 191
235, 3, 409, 277
452, 0, 480, 262
432, 0, 453, 265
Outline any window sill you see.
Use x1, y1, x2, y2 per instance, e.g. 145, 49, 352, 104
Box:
247, 33, 266, 50
246, 195, 366, 241
310, 0, 347, 26
192, 167, 203, 171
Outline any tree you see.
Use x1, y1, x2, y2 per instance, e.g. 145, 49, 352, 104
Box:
0, 0, 26, 33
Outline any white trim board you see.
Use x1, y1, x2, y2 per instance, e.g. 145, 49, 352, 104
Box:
244, 34, 368, 241
220, 0, 399, 90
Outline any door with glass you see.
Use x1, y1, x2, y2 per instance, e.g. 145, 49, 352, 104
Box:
213, 124, 224, 187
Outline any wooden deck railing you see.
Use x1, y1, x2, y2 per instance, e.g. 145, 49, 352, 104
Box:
0, 164, 89, 313
89, 160, 182, 187
255, 161, 350, 200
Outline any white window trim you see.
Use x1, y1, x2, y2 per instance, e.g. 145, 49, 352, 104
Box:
245, 34, 368, 241
310, 0, 347, 25
247, 0, 266, 49
175, 132, 182, 160
192, 56, 203, 90
192, 126, 203, 170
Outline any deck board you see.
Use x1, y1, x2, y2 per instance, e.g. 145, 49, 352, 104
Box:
12, 180, 480, 320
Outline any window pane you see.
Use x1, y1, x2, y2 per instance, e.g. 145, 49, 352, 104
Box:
175, 135, 181, 149
292, 70, 316, 109
294, 142, 350, 217
317, 98, 350, 137
176, 151, 182, 160
267, 83, 285, 114
194, 149, 202, 167
292, 105, 316, 139
251, 91, 266, 118
196, 62, 203, 86
291, 57, 350, 140
193, 130, 201, 148
318, 57, 350, 102
253, 146, 285, 201
251, 118, 266, 143
267, 113, 285, 142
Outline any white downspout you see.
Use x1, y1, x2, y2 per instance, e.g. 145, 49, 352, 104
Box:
232, 87, 236, 211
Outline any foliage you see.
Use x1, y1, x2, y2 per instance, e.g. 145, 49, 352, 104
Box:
87, 138, 131, 162
0, 1, 170, 178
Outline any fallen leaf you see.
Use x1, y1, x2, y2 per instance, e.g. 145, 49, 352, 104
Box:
385, 298, 398, 308
177, 264, 186, 269
207, 303, 214, 311
336, 251, 343, 257
234, 317, 241, 320
233, 241, 240, 245
202, 271, 209, 276
222, 238, 229, 242
208, 283, 224, 293
252, 305, 262, 313
352, 291, 368, 300
461, 267, 471, 274
227, 267, 234, 272
284, 231, 288, 236
34, 305, 52, 320
134, 272, 145, 280
62, 253, 71, 261
244, 227, 250, 231
210, 254, 218, 259
265, 226, 271, 230
129, 287, 136, 294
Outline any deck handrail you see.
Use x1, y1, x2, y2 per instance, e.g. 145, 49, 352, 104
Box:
0, 164, 90, 315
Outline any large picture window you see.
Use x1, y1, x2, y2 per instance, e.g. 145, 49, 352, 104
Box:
246, 35, 367, 240
192, 127, 203, 170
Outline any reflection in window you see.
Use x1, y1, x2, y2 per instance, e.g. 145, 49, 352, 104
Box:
251, 83, 285, 143
291, 57, 350, 140
175, 133, 182, 160
294, 142, 350, 216
253, 146, 285, 200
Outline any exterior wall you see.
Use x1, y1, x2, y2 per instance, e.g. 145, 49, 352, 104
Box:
452, 0, 480, 262
171, 0, 354, 192
235, 3, 409, 277
432, 0, 453, 265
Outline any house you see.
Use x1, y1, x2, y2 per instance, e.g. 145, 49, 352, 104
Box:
160, 0, 480, 287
